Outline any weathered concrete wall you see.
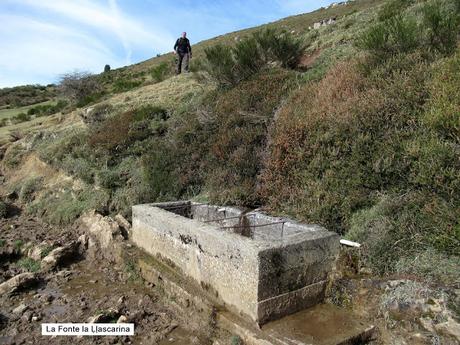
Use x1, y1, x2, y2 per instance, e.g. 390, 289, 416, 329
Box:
131, 202, 339, 324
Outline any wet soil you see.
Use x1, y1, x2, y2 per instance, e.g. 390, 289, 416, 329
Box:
0, 213, 180, 345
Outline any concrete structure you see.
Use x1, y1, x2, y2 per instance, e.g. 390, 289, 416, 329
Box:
132, 201, 339, 324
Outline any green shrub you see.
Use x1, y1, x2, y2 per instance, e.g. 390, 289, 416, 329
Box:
3, 144, 27, 168
14, 240, 23, 250
28, 187, 110, 225
150, 62, 171, 83
96, 168, 123, 189
0, 200, 7, 218
406, 134, 460, 202
233, 37, 264, 80
378, 0, 413, 22
11, 112, 30, 124
255, 28, 305, 68
204, 44, 237, 87
0, 239, 5, 247
19, 177, 43, 203
204, 29, 304, 87
395, 249, 460, 285
113, 78, 142, 93
358, 15, 419, 59
347, 192, 459, 275
422, 1, 459, 55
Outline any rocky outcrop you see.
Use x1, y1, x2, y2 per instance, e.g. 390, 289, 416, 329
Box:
79, 210, 126, 263
41, 241, 79, 271
0, 273, 37, 295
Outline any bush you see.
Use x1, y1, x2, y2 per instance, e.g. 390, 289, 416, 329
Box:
378, 0, 413, 22
204, 44, 237, 87
19, 177, 43, 203
422, 1, 459, 55
347, 192, 459, 275
28, 187, 110, 225
358, 15, 419, 59
88, 105, 169, 154
58, 71, 102, 105
204, 29, 304, 87
233, 37, 264, 80
150, 62, 171, 83
11, 112, 30, 124
113, 78, 142, 93
259, 56, 435, 233
255, 28, 305, 68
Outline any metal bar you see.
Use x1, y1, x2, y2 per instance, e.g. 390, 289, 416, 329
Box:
203, 214, 256, 223
219, 221, 286, 230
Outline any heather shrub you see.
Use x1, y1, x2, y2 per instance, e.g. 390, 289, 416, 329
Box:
347, 192, 459, 275
423, 51, 460, 142
259, 58, 430, 233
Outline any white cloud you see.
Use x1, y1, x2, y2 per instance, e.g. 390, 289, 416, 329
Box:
15, 0, 173, 62
0, 14, 121, 87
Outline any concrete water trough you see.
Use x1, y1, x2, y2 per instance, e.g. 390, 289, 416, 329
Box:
132, 201, 339, 325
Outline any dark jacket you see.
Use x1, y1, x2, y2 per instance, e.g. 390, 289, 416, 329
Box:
174, 37, 192, 55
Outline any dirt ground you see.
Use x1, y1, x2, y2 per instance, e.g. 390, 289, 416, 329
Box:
0, 210, 185, 345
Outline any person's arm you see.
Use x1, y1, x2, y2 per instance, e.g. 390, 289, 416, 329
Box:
173, 39, 178, 54
187, 39, 192, 56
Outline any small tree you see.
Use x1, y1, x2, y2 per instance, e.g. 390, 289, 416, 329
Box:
58, 71, 102, 105
104, 64, 111, 73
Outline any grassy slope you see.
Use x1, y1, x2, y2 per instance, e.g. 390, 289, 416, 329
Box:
2, 0, 459, 285
0, 101, 54, 120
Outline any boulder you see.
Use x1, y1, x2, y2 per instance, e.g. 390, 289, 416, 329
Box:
41, 241, 79, 271
0, 273, 37, 295
80, 211, 123, 249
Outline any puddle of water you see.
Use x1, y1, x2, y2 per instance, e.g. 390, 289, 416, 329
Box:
262, 304, 369, 345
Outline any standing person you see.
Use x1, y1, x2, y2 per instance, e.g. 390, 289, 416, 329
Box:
174, 32, 192, 74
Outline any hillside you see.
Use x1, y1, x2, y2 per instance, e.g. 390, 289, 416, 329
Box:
0, 0, 459, 343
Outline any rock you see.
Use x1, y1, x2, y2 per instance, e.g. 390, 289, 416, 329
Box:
32, 314, 42, 322
117, 315, 128, 324
434, 317, 460, 341
88, 313, 105, 323
117, 296, 126, 305
41, 241, 79, 271
114, 214, 131, 239
12, 304, 28, 314
28, 242, 51, 261
77, 234, 89, 251
21, 311, 32, 322
88, 308, 119, 323
80, 211, 123, 249
0, 273, 37, 295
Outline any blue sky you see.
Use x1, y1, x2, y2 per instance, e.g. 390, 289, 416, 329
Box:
0, 0, 336, 87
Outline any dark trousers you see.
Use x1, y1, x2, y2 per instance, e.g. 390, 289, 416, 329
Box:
176, 52, 190, 74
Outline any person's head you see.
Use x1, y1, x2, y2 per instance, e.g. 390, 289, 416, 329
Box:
182, 32, 187, 38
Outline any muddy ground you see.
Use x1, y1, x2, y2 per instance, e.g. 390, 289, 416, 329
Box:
0, 209, 192, 345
